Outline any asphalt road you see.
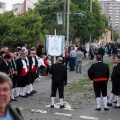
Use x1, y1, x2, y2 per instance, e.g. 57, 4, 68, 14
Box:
11, 55, 120, 120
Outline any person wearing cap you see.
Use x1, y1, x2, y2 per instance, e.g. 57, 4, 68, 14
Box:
0, 72, 24, 120
0, 54, 11, 76
88, 54, 110, 111
50, 57, 67, 108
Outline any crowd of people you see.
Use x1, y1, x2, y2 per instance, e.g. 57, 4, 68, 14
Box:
0, 41, 120, 111
0, 45, 52, 102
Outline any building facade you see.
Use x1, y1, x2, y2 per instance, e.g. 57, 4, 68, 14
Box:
0, 2, 6, 14
12, 3, 24, 15
99, 0, 120, 37
26, 0, 38, 10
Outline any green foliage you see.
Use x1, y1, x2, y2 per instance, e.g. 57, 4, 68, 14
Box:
35, 0, 108, 43
0, 10, 47, 47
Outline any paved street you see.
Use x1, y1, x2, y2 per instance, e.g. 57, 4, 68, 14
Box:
11, 55, 120, 120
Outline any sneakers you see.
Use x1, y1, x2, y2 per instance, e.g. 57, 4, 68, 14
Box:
107, 102, 112, 106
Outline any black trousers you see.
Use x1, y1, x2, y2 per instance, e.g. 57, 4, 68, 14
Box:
11, 74, 17, 88
17, 75, 27, 87
93, 81, 107, 97
30, 72, 36, 84
51, 82, 64, 98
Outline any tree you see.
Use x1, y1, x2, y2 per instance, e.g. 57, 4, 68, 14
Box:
34, 0, 108, 44
0, 10, 47, 47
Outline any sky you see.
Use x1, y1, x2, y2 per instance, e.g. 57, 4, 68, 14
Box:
0, 0, 24, 10
1, 0, 120, 11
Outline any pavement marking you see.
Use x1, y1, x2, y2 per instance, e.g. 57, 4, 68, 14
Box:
15, 106, 47, 114
31, 109, 47, 114
45, 101, 73, 110
55, 112, 72, 117
80, 116, 99, 120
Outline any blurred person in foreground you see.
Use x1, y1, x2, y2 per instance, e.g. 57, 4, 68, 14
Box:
0, 72, 24, 120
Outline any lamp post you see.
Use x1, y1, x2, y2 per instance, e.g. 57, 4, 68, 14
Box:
89, 0, 92, 46
66, 0, 70, 47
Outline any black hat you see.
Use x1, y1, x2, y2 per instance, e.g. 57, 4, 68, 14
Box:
4, 54, 11, 59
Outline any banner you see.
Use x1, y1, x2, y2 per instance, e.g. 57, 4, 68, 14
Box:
48, 36, 62, 56
46, 35, 65, 57
56, 13, 64, 25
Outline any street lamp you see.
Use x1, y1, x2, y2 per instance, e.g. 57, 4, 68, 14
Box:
66, 0, 70, 47
89, 0, 92, 46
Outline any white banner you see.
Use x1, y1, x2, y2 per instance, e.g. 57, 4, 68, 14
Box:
48, 36, 62, 56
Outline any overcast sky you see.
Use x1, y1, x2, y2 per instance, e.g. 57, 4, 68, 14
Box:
1, 0, 120, 11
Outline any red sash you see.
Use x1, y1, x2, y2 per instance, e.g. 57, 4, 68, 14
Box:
21, 68, 27, 76
30, 65, 36, 73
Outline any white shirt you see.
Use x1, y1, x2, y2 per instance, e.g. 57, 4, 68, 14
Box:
38, 58, 45, 67
22, 60, 27, 73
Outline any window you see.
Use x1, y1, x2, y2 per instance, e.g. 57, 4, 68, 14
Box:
0, 3, 3, 8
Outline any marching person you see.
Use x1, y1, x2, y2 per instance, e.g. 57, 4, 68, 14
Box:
10, 52, 18, 101
0, 72, 24, 120
0, 54, 11, 76
16, 52, 28, 98
107, 56, 117, 106
50, 57, 67, 108
88, 54, 110, 111
110, 55, 120, 108
28, 50, 38, 94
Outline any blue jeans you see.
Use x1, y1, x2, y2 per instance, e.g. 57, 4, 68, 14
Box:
76, 61, 82, 73
70, 57, 76, 71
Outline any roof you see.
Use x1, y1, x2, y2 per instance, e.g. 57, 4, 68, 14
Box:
12, 3, 24, 6
0, 2, 6, 4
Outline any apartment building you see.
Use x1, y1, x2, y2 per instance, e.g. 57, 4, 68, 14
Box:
99, 0, 120, 29
0, 2, 6, 14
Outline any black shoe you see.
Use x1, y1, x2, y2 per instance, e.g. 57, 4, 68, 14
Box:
19, 95, 28, 98
60, 105, 65, 108
11, 99, 18, 101
30, 91, 35, 94
14, 96, 19, 99
26, 93, 33, 96
107, 103, 112, 106
113, 106, 120, 109
113, 101, 117, 103
50, 105, 54, 108
76, 72, 78, 73
95, 108, 101, 111
104, 108, 109, 111
33, 90, 37, 93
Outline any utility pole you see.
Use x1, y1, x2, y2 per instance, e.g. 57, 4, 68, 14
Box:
63, 0, 66, 29
66, 0, 70, 47
24, 0, 26, 12
89, 0, 92, 46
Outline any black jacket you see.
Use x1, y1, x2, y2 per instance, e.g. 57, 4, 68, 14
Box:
28, 56, 38, 72
98, 47, 104, 56
88, 62, 110, 81
16, 58, 24, 74
11, 59, 17, 71
50, 63, 67, 85
0, 59, 10, 75
111, 62, 120, 82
